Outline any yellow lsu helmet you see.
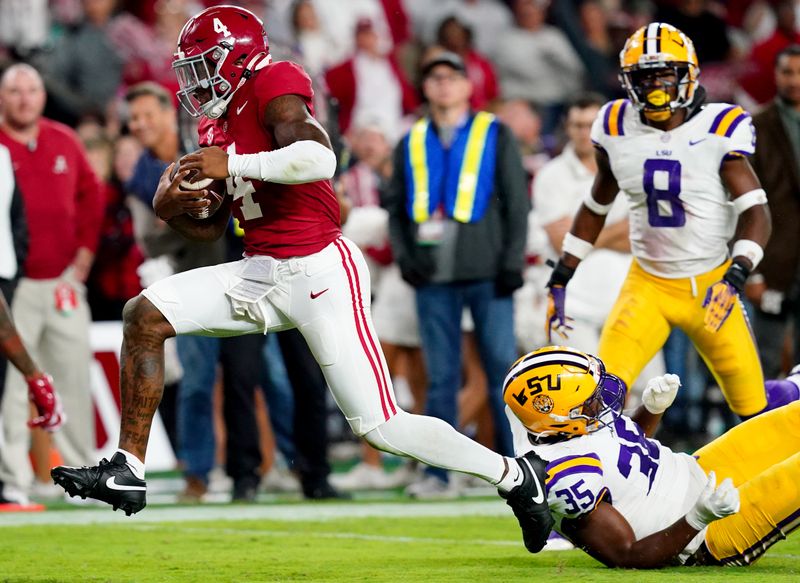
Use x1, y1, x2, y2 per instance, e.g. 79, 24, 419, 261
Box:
503, 346, 625, 440
619, 22, 700, 121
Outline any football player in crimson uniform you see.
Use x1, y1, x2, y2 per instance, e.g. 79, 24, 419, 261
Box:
503, 346, 800, 568
51, 5, 553, 550
545, 23, 799, 419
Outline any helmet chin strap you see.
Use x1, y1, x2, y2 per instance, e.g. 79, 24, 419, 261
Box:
204, 51, 272, 119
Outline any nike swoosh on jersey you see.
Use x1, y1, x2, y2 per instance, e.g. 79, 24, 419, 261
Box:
236, 101, 248, 115
522, 458, 545, 504
105, 476, 147, 491
310, 288, 329, 299
689, 138, 706, 146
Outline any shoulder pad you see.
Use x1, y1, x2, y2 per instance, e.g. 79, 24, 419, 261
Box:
545, 453, 606, 519
600, 99, 631, 137
707, 104, 750, 138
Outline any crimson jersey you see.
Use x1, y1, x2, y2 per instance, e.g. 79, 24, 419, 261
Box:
0, 119, 102, 279
198, 60, 341, 258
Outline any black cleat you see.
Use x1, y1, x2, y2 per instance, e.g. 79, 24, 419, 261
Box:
499, 451, 554, 553
51, 452, 146, 516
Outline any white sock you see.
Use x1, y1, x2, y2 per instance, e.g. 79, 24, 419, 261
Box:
116, 448, 146, 480
495, 457, 524, 493
363, 411, 518, 489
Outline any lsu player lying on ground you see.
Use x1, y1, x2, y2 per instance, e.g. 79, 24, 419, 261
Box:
503, 346, 800, 568
544, 22, 799, 418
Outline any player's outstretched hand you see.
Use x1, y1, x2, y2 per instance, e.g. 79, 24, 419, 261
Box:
642, 373, 681, 414
545, 285, 573, 342
685, 471, 740, 530
27, 374, 65, 432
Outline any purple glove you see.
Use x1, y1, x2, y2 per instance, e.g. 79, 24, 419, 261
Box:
545, 285, 573, 342
702, 280, 737, 333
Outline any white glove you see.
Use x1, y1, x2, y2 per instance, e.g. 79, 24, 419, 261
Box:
685, 471, 740, 530
642, 373, 681, 414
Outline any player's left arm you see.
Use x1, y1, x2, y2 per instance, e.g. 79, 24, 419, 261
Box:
630, 374, 681, 437
702, 156, 772, 332
720, 156, 772, 269
180, 94, 336, 184
562, 501, 701, 569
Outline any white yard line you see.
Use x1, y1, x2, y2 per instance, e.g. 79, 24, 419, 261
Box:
0, 500, 509, 527
130, 524, 521, 547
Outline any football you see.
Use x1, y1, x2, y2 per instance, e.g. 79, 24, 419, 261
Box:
169, 160, 226, 219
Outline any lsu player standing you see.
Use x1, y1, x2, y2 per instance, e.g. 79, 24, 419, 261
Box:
503, 346, 800, 567
545, 23, 800, 419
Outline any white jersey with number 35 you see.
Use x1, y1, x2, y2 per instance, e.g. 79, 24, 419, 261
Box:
507, 409, 709, 562
591, 99, 756, 278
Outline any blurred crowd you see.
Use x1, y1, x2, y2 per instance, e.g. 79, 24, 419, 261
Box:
1, 0, 800, 503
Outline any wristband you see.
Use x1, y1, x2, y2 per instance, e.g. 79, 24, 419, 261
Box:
731, 239, 764, 270
732, 189, 767, 214
546, 259, 576, 288
583, 193, 614, 216
562, 233, 594, 261
723, 260, 750, 293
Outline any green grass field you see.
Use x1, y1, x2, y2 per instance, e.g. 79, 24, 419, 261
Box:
2, 499, 799, 582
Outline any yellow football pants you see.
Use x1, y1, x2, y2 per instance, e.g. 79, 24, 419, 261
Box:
598, 259, 766, 416
694, 401, 800, 565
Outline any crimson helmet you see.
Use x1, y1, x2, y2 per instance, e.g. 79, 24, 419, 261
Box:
173, 5, 270, 119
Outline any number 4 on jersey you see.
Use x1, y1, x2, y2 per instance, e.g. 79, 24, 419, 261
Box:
226, 143, 262, 220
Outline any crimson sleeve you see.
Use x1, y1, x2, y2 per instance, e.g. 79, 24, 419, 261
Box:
72, 137, 104, 253
255, 61, 315, 121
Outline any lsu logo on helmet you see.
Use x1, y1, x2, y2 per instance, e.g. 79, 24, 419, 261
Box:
619, 22, 699, 121
503, 346, 625, 440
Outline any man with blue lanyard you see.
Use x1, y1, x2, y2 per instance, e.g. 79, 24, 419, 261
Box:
385, 52, 530, 497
